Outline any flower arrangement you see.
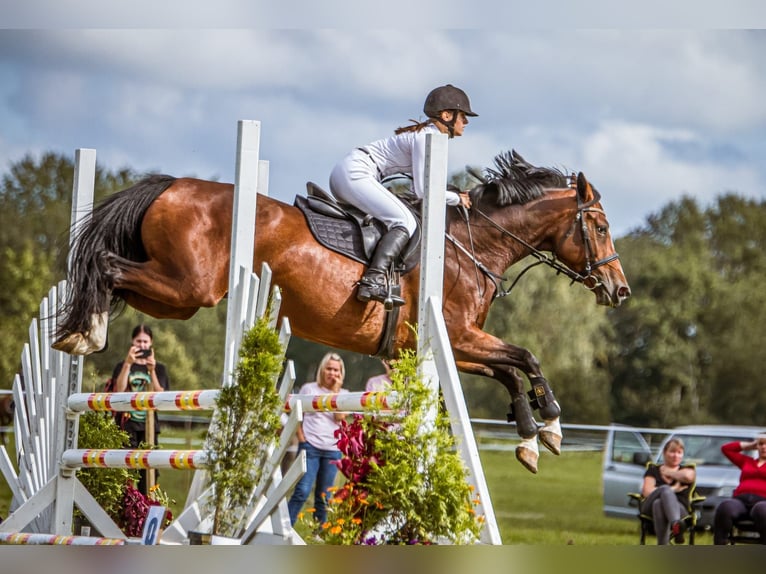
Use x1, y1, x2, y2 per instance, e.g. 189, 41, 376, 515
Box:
121, 481, 174, 537
302, 347, 483, 545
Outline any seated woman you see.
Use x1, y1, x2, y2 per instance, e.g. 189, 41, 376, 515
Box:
713, 434, 766, 544
640, 438, 696, 544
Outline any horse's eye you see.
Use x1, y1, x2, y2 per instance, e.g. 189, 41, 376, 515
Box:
596, 225, 608, 235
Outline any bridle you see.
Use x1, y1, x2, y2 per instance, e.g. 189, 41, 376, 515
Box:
446, 182, 620, 299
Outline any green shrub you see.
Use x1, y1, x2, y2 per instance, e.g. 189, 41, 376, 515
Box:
76, 412, 137, 524
204, 315, 285, 537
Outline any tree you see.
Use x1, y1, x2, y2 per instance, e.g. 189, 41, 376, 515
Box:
0, 153, 137, 388
607, 194, 766, 427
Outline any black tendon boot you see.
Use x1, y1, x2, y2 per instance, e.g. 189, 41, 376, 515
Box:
357, 226, 410, 308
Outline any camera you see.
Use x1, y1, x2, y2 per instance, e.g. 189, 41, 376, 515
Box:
137, 348, 152, 358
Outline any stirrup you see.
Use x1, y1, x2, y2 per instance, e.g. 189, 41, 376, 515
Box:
356, 278, 405, 309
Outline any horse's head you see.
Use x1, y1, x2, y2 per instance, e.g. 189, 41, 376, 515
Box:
553, 171, 631, 307
469, 150, 630, 307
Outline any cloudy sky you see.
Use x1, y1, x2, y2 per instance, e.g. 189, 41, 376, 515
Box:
1, 2, 765, 236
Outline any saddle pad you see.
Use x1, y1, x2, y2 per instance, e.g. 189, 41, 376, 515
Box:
294, 195, 370, 265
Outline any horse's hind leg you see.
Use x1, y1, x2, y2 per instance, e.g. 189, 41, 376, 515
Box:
53, 309, 109, 355
105, 251, 226, 309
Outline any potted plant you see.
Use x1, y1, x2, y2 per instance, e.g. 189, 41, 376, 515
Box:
302, 347, 483, 545
202, 314, 285, 540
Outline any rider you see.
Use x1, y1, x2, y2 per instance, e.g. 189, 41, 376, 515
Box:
329, 84, 477, 307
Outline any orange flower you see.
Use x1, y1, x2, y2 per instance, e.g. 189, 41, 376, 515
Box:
330, 526, 342, 535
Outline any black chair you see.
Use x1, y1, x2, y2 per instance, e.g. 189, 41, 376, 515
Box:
628, 464, 704, 545
729, 518, 761, 545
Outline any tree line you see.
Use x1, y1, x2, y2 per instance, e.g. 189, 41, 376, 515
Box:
1, 152, 763, 428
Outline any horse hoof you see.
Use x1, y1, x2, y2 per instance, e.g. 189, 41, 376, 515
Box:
515, 445, 538, 474
539, 430, 562, 456
52, 334, 93, 355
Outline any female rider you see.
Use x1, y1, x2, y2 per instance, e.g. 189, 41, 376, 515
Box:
329, 84, 477, 307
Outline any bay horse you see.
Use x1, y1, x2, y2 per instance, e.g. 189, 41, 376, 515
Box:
52, 150, 630, 473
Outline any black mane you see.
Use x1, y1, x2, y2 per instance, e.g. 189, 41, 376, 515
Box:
472, 150, 570, 207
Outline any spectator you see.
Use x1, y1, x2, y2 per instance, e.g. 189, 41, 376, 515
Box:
111, 324, 170, 494
287, 352, 348, 527
640, 438, 696, 544
365, 359, 393, 392
713, 434, 766, 544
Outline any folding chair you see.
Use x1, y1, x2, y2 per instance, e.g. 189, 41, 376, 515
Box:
628, 463, 704, 545
728, 518, 761, 545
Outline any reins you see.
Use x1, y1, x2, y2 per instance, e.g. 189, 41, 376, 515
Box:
448, 186, 620, 299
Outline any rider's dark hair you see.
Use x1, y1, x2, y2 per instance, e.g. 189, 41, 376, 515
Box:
394, 119, 433, 135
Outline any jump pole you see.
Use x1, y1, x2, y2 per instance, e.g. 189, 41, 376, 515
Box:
418, 133, 501, 545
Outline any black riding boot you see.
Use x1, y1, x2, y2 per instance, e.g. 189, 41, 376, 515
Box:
357, 226, 410, 307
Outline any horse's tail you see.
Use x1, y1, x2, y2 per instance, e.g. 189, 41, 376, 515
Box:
55, 174, 177, 339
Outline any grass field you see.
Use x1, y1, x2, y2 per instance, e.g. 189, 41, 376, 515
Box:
0, 429, 716, 545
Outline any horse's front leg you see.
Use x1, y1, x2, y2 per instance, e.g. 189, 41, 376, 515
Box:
455, 359, 541, 473
527, 375, 563, 456
451, 329, 563, 466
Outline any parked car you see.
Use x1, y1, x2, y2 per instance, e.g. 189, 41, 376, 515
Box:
602, 424, 765, 529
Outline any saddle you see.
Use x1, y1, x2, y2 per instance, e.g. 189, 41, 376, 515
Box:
294, 182, 421, 273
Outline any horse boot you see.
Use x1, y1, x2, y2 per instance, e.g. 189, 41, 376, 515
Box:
528, 376, 562, 455
508, 394, 540, 474
357, 226, 410, 309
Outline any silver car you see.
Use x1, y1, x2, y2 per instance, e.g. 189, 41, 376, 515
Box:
602, 424, 764, 529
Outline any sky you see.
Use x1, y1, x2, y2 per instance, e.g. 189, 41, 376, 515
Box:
1, 2, 765, 237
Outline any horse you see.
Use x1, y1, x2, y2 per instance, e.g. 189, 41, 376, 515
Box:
52, 150, 630, 473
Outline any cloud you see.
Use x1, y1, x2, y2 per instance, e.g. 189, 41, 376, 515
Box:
0, 28, 764, 239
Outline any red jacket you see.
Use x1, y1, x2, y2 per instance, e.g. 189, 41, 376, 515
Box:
721, 441, 766, 498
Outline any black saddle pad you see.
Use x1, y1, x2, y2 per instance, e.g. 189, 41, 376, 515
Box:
294, 191, 421, 272
294, 194, 378, 265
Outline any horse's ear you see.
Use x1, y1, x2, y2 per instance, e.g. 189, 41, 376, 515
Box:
576, 172, 594, 203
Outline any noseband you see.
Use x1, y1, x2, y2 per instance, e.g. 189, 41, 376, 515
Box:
446, 185, 620, 299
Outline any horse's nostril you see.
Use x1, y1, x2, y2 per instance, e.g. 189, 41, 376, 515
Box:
619, 286, 631, 299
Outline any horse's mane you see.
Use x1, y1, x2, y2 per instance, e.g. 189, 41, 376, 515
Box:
471, 150, 570, 207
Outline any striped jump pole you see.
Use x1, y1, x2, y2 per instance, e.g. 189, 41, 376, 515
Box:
67, 390, 400, 414
285, 391, 399, 413
67, 390, 220, 413
61, 449, 209, 470
0, 532, 126, 546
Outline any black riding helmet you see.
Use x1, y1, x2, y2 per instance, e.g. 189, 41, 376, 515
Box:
423, 84, 478, 119
423, 84, 477, 137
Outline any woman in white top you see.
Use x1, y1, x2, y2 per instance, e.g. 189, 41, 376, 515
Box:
329, 84, 477, 307
287, 352, 348, 527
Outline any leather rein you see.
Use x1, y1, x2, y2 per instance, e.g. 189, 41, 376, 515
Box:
445, 185, 620, 299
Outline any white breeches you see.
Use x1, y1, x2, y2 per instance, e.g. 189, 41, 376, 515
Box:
329, 150, 417, 236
